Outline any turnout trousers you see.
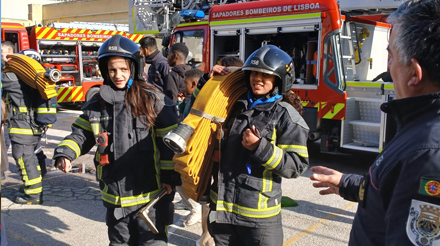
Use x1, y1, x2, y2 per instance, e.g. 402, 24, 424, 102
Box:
208, 220, 283, 246
106, 208, 168, 246
11, 142, 42, 199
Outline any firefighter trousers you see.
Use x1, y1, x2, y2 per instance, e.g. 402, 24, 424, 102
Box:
11, 142, 43, 200
208, 220, 283, 246
106, 208, 168, 246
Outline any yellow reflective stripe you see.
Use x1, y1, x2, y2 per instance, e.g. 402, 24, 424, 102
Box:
91, 123, 100, 136
25, 187, 43, 195
177, 21, 209, 28
34, 108, 56, 114
259, 169, 272, 209
151, 128, 161, 188
58, 139, 80, 159
193, 87, 201, 98
263, 129, 283, 170
8, 128, 40, 135
19, 107, 28, 112
25, 176, 42, 186
73, 117, 92, 132
155, 124, 178, 137
278, 144, 309, 158
103, 183, 109, 193
37, 165, 41, 171
210, 12, 321, 26
346, 82, 383, 87
322, 103, 345, 119
101, 190, 122, 205
120, 189, 161, 207
216, 201, 281, 218
18, 157, 29, 182
160, 160, 175, 170
97, 164, 103, 180
384, 84, 394, 89
210, 189, 218, 204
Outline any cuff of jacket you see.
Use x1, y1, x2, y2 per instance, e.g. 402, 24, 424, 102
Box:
339, 173, 363, 202
161, 170, 182, 187
53, 147, 76, 162
250, 137, 273, 164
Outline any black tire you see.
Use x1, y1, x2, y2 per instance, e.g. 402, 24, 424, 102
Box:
85, 87, 100, 103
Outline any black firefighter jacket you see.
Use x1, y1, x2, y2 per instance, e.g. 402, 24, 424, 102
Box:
1, 72, 57, 144
339, 93, 440, 246
146, 50, 169, 92
164, 64, 192, 103
210, 94, 310, 228
53, 84, 180, 217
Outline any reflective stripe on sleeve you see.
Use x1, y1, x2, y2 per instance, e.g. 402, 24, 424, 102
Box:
160, 160, 175, 170
278, 144, 309, 158
58, 139, 81, 159
34, 108, 56, 114
155, 124, 178, 138
73, 116, 93, 132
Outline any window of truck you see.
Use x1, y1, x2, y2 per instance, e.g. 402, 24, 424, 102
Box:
175, 29, 204, 68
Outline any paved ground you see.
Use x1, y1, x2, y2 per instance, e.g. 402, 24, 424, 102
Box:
1, 108, 377, 246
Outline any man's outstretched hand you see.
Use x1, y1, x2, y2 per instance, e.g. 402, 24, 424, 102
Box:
310, 166, 343, 195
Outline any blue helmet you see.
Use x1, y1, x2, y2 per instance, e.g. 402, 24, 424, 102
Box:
18, 49, 41, 64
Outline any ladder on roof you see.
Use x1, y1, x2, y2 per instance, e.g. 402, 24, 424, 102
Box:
340, 21, 359, 81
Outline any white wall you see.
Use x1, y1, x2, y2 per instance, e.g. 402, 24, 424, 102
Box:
1, 0, 60, 20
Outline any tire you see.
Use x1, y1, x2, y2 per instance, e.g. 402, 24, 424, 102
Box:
85, 87, 100, 103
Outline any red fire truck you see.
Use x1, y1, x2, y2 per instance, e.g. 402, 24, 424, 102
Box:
131, 0, 401, 153
1, 22, 144, 106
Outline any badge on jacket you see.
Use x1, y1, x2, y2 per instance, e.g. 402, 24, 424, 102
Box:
406, 199, 440, 246
419, 178, 440, 198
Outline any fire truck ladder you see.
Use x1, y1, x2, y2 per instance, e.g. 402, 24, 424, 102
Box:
340, 21, 359, 81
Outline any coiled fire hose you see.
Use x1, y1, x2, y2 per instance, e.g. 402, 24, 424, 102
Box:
164, 68, 247, 201
2, 54, 60, 99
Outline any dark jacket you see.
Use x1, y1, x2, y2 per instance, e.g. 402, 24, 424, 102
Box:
1, 72, 57, 144
339, 93, 440, 246
146, 50, 169, 91
210, 93, 309, 228
53, 84, 180, 217
164, 64, 192, 103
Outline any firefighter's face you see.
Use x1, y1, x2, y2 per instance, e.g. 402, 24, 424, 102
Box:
108, 56, 131, 89
249, 71, 275, 97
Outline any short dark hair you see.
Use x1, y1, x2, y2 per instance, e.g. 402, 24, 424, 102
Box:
219, 56, 244, 67
139, 36, 157, 51
282, 91, 303, 115
170, 43, 189, 60
1, 41, 15, 53
185, 68, 204, 80
387, 0, 440, 86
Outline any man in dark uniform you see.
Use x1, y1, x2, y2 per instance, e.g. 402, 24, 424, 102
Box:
164, 43, 192, 104
139, 36, 169, 91
310, 0, 440, 245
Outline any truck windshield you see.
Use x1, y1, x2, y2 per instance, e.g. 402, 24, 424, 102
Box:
175, 29, 204, 66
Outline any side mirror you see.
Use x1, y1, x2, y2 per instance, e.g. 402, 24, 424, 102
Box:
162, 34, 171, 48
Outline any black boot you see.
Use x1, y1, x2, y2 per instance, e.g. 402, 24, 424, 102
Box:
15, 194, 43, 205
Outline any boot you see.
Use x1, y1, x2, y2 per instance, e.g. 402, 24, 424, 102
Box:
15, 194, 43, 205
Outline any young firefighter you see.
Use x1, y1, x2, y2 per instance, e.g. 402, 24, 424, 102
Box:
53, 35, 180, 245
164, 43, 192, 104
2, 49, 57, 204
208, 45, 309, 246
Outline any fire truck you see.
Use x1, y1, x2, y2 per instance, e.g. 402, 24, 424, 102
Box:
131, 0, 402, 154
1, 22, 145, 107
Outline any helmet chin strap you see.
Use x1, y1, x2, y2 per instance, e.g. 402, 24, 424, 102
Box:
127, 78, 133, 89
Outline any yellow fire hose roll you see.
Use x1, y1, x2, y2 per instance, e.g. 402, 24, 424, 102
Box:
172, 68, 247, 201
2, 54, 59, 99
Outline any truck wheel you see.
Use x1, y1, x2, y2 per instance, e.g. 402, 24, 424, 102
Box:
85, 87, 100, 102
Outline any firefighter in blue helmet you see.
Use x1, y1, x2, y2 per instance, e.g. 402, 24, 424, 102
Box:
1, 48, 57, 204
53, 35, 180, 245
208, 45, 310, 246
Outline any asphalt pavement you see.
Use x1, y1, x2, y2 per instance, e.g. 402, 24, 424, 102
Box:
1, 108, 377, 246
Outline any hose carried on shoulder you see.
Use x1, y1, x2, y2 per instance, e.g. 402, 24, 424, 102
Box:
2, 54, 60, 99
164, 67, 247, 201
